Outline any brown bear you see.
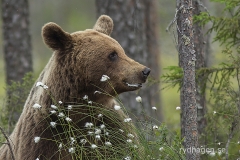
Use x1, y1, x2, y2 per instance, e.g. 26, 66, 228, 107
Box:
0, 15, 150, 160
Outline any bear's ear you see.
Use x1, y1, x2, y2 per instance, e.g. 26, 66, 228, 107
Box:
42, 22, 72, 51
93, 15, 113, 36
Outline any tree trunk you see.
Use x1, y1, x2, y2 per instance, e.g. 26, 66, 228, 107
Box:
192, 0, 207, 141
2, 0, 33, 85
202, 0, 211, 68
177, 0, 200, 159
95, 0, 162, 122
1, 0, 33, 133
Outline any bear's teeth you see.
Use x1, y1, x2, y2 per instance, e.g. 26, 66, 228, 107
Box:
126, 83, 142, 87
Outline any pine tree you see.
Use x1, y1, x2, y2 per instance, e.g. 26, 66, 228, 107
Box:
176, 0, 200, 159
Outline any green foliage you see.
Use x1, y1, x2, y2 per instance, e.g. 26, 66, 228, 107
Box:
0, 72, 34, 134
0, 72, 34, 147
195, 0, 240, 47
144, 124, 185, 160
161, 66, 183, 90
203, 49, 240, 159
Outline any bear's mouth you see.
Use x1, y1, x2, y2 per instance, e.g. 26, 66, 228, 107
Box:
125, 82, 142, 88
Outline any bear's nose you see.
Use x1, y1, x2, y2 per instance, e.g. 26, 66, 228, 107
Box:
142, 67, 151, 78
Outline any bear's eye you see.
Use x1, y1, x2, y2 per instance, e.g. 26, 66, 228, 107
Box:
108, 51, 118, 61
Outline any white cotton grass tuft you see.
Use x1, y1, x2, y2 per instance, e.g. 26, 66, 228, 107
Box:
59, 143, 63, 149
32, 103, 41, 109
36, 82, 48, 89
91, 144, 98, 149
68, 147, 75, 153
135, 96, 142, 103
65, 117, 72, 122
133, 145, 138, 149
43, 85, 48, 89
88, 101, 93, 105
58, 112, 65, 117
67, 105, 72, 110
50, 110, 57, 114
80, 139, 87, 144
114, 105, 121, 110
104, 131, 109, 136
100, 75, 110, 82
50, 122, 57, 128
124, 156, 131, 160
95, 129, 101, 134
127, 133, 135, 138
70, 137, 76, 145
58, 101, 62, 104
98, 114, 103, 118
34, 137, 40, 143
105, 141, 112, 146
159, 147, 164, 151
124, 118, 132, 123
152, 106, 157, 110
36, 82, 44, 87
100, 124, 105, 129
213, 111, 217, 115
36, 158, 40, 160
88, 131, 94, 135
85, 122, 94, 128
119, 129, 124, 133
83, 95, 88, 100
176, 106, 181, 110
153, 125, 159, 130
51, 105, 58, 110
95, 135, 101, 140
127, 139, 132, 143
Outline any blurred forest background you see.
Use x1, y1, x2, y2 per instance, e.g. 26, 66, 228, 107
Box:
0, 0, 223, 132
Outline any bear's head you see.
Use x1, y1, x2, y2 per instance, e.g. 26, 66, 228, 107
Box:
41, 15, 150, 101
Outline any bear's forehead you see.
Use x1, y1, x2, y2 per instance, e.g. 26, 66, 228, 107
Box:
71, 29, 110, 40
71, 29, 120, 47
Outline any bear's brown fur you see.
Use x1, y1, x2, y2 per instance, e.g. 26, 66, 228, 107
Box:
0, 15, 150, 160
